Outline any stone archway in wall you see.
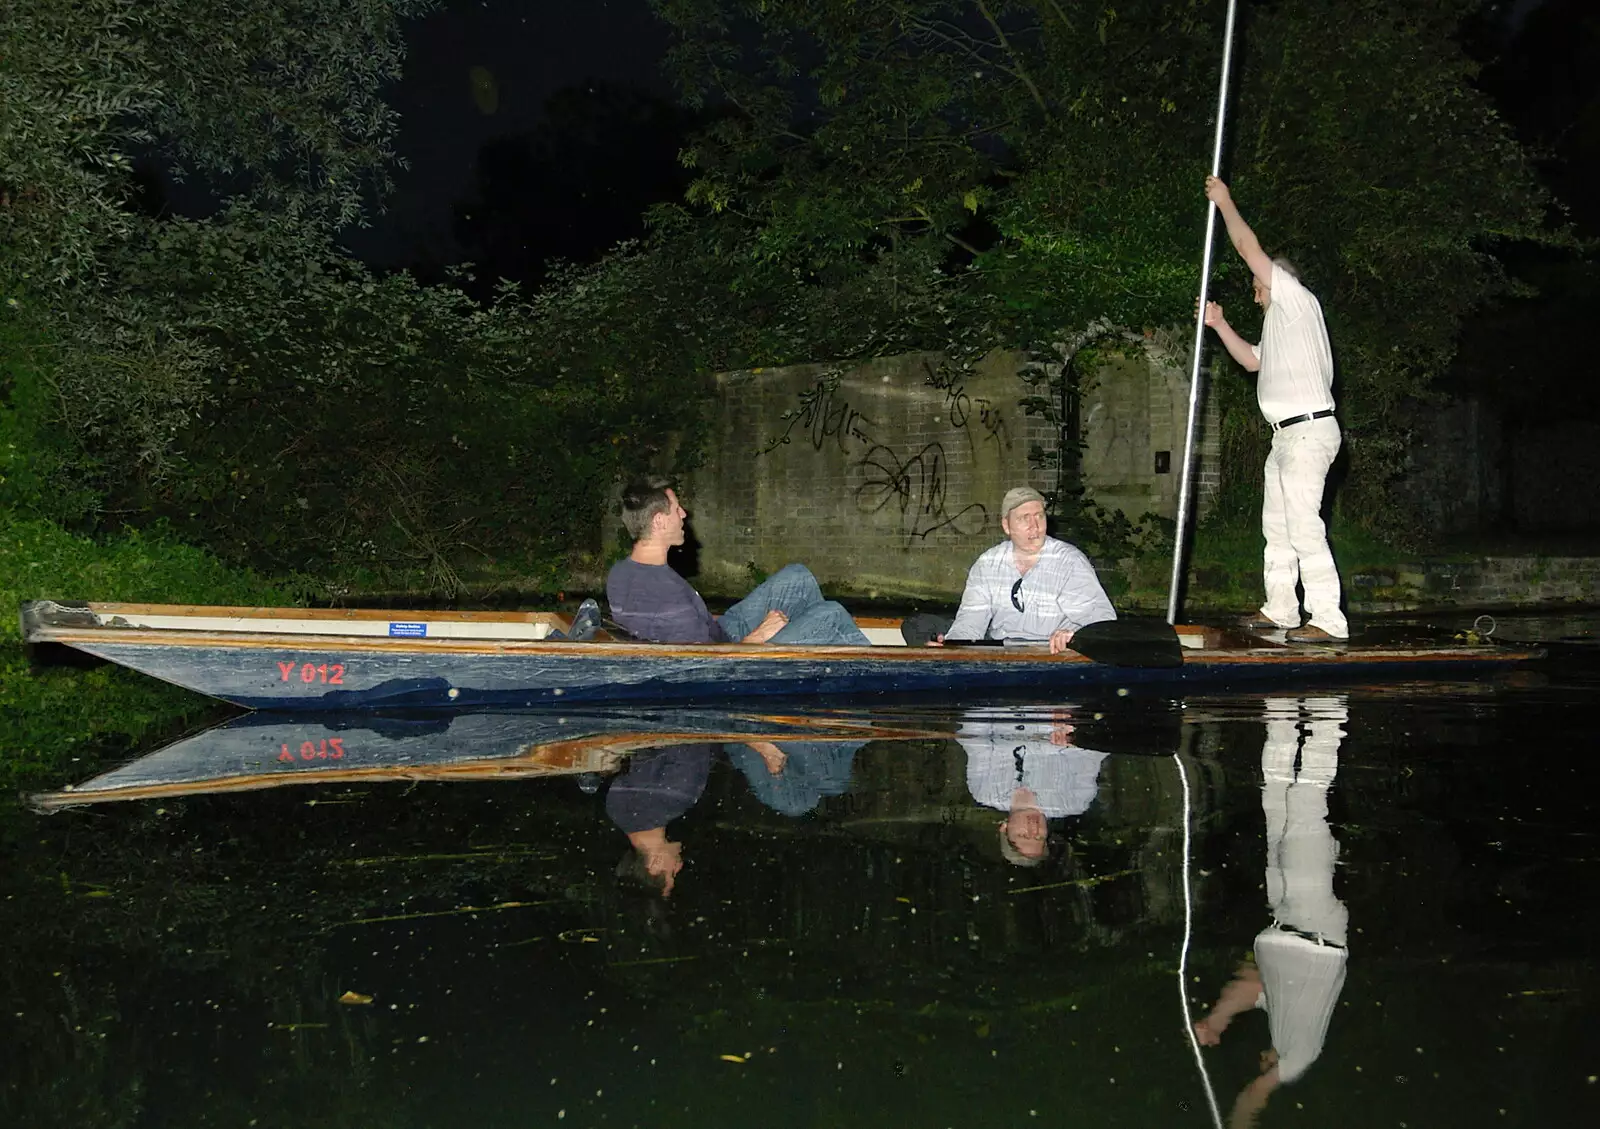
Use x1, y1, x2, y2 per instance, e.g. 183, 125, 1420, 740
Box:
1078, 336, 1219, 528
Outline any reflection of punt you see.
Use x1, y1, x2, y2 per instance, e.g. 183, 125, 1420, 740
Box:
31, 707, 946, 810
21, 600, 1543, 710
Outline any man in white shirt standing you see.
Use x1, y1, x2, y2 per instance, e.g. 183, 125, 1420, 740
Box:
1201, 176, 1349, 642
937, 486, 1117, 654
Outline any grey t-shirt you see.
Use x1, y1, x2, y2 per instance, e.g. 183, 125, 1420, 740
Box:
605, 557, 729, 643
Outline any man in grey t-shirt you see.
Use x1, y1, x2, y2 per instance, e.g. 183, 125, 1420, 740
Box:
605, 477, 868, 646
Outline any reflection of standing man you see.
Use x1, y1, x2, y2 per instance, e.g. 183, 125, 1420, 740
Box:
956, 708, 1107, 866
1195, 696, 1349, 1124
1201, 177, 1348, 643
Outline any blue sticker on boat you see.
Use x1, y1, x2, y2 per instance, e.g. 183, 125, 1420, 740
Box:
388, 622, 428, 637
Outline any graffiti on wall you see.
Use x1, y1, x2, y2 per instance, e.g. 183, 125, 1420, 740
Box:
760, 361, 1016, 545
922, 361, 1011, 456
855, 442, 988, 542
761, 374, 875, 454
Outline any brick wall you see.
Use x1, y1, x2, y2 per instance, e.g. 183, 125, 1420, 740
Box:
686, 344, 1218, 599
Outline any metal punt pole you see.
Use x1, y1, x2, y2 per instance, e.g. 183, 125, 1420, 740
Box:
1167, 0, 1242, 625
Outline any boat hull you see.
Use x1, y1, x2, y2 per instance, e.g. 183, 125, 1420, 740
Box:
61, 635, 1538, 709
23, 600, 1543, 709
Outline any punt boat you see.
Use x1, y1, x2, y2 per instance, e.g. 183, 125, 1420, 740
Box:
20, 600, 1542, 710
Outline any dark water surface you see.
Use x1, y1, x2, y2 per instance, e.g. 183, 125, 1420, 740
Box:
4, 658, 1598, 1126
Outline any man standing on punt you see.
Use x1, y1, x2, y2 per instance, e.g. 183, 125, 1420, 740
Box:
1201, 176, 1349, 643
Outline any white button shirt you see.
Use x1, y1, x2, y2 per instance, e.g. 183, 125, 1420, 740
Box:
958, 717, 1107, 817
946, 536, 1117, 641
1253, 262, 1336, 422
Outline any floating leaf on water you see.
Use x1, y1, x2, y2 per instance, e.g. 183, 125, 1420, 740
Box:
719, 1053, 750, 1063
338, 990, 374, 1005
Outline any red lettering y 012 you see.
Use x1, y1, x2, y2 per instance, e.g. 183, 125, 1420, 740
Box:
276, 662, 346, 685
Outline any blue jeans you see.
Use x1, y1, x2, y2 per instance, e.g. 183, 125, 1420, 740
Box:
717, 563, 870, 645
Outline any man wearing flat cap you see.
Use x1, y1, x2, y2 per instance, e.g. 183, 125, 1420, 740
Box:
937, 487, 1117, 654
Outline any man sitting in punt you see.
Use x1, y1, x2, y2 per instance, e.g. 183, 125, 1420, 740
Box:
928, 486, 1117, 654
606, 477, 870, 646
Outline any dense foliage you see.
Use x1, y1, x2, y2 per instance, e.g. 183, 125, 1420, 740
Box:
0, 0, 1566, 597
2, 0, 706, 590
648, 0, 1555, 538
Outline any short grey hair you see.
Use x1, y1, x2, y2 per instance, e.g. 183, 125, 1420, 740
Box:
1272, 256, 1301, 282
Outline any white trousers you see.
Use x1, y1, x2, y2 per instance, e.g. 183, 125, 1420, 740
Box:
1257, 695, 1349, 1083
1260, 416, 1347, 637
1262, 696, 1347, 945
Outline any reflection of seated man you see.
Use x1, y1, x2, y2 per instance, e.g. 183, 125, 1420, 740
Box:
606, 477, 869, 645
604, 743, 715, 898
1194, 696, 1349, 1126
725, 740, 864, 817
934, 487, 1116, 655
956, 708, 1107, 866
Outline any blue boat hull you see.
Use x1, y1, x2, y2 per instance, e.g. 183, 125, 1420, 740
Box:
72, 638, 1534, 710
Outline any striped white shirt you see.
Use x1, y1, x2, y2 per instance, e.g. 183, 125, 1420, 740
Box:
1253, 263, 1335, 423
958, 717, 1107, 817
946, 536, 1116, 642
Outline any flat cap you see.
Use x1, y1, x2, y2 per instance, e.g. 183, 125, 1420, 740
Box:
1000, 486, 1046, 519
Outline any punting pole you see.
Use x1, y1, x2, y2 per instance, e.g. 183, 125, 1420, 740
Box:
1174, 750, 1225, 1128
1166, 0, 1242, 625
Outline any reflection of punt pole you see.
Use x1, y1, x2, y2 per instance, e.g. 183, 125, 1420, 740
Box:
1167, 0, 1242, 625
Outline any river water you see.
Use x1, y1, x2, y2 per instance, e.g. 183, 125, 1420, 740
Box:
3, 641, 1597, 1127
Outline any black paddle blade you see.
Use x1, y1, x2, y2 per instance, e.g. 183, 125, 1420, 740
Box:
1068, 618, 1184, 668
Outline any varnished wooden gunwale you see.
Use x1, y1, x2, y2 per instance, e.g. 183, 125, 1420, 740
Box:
51, 600, 568, 625
29, 622, 1538, 666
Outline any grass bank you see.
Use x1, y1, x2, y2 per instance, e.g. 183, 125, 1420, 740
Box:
0, 512, 307, 790
1113, 510, 1413, 614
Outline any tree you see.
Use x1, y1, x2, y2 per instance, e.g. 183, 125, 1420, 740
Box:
0, 0, 710, 588
1, 0, 437, 525
649, 0, 1554, 537
1, 0, 433, 284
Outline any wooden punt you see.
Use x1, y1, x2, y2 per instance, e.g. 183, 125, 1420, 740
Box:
30, 706, 947, 810
20, 599, 1543, 710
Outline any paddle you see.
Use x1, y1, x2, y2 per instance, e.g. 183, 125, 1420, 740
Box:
934, 616, 1183, 669
1065, 617, 1183, 669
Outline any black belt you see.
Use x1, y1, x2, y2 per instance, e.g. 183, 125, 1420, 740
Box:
1270, 921, 1347, 950
1272, 409, 1335, 431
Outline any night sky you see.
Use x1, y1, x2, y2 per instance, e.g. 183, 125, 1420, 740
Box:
341, 0, 673, 269
334, 0, 1594, 278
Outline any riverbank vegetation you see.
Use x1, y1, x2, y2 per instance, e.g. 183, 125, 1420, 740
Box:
4, 0, 1560, 576
0, 512, 297, 788
0, 1, 1576, 781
